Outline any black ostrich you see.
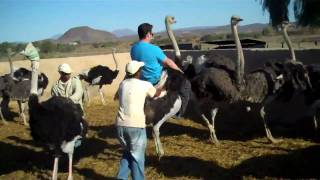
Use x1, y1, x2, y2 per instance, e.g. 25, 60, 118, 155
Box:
304, 64, 320, 130
22, 43, 88, 180
189, 16, 312, 144
79, 48, 119, 105
144, 68, 188, 158
0, 50, 48, 125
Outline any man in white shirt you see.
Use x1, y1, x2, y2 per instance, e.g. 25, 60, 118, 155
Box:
51, 63, 84, 110
115, 60, 158, 180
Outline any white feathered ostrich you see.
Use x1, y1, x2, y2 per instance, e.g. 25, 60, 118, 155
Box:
21, 43, 88, 180
79, 48, 119, 105
0, 49, 48, 125
185, 16, 311, 144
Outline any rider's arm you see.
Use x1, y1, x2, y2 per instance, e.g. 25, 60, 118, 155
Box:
147, 85, 161, 98
162, 57, 183, 73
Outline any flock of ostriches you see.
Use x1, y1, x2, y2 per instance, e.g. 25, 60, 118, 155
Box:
0, 15, 320, 179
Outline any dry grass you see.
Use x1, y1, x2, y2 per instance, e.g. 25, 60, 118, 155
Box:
0, 97, 319, 180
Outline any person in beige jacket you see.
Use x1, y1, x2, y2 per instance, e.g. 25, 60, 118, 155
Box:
51, 63, 84, 110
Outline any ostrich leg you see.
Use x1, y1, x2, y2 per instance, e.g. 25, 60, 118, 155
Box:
84, 85, 91, 106
313, 116, 319, 130
98, 86, 106, 105
52, 157, 59, 180
260, 96, 282, 143
17, 100, 27, 126
201, 108, 219, 144
67, 153, 73, 180
310, 100, 320, 130
0, 107, 8, 125
0, 97, 9, 125
152, 97, 181, 158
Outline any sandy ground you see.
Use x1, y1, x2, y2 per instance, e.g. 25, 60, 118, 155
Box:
0, 52, 131, 99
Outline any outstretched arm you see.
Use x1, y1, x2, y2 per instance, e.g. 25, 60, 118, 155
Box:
162, 57, 183, 73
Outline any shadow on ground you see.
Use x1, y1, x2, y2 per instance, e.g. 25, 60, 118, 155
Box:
147, 145, 320, 179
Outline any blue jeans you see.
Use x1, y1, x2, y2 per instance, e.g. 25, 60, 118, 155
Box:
116, 126, 147, 180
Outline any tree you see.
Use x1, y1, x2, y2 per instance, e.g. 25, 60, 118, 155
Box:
294, 0, 320, 26
40, 40, 56, 53
259, 0, 320, 27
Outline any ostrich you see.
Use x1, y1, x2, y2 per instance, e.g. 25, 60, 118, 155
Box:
166, 15, 242, 143
144, 68, 186, 158
188, 16, 311, 144
22, 43, 88, 180
0, 50, 48, 125
280, 21, 320, 131
79, 48, 119, 105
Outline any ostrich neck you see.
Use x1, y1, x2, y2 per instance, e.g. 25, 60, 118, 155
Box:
30, 61, 39, 95
8, 55, 14, 77
112, 51, 119, 70
166, 22, 181, 60
232, 23, 244, 85
282, 26, 296, 62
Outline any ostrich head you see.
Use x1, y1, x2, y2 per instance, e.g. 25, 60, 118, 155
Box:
182, 55, 193, 70
181, 55, 207, 74
231, 15, 243, 26
279, 21, 296, 32
165, 15, 176, 25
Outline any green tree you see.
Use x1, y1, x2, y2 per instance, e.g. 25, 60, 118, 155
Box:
258, 0, 320, 27
40, 40, 56, 53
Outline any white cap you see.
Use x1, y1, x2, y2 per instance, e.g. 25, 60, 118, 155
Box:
58, 63, 72, 74
126, 60, 144, 75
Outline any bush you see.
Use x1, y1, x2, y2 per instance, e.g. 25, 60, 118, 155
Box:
57, 44, 75, 52
0, 42, 26, 57
40, 40, 56, 53
262, 26, 274, 36
200, 34, 225, 41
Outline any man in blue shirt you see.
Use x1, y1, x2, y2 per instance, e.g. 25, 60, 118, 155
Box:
131, 23, 183, 85
131, 23, 190, 118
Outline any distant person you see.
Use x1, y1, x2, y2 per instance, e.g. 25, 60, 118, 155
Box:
51, 63, 84, 110
115, 61, 160, 180
131, 23, 190, 118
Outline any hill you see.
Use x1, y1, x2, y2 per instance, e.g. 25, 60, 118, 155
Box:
120, 23, 268, 40
57, 26, 117, 44
112, 28, 135, 37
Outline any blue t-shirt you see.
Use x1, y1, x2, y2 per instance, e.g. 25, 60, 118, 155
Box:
131, 41, 166, 85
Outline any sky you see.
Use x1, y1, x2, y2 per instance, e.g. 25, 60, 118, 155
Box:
0, 0, 295, 42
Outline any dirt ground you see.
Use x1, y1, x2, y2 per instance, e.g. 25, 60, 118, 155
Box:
1, 54, 320, 179
0, 98, 320, 179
